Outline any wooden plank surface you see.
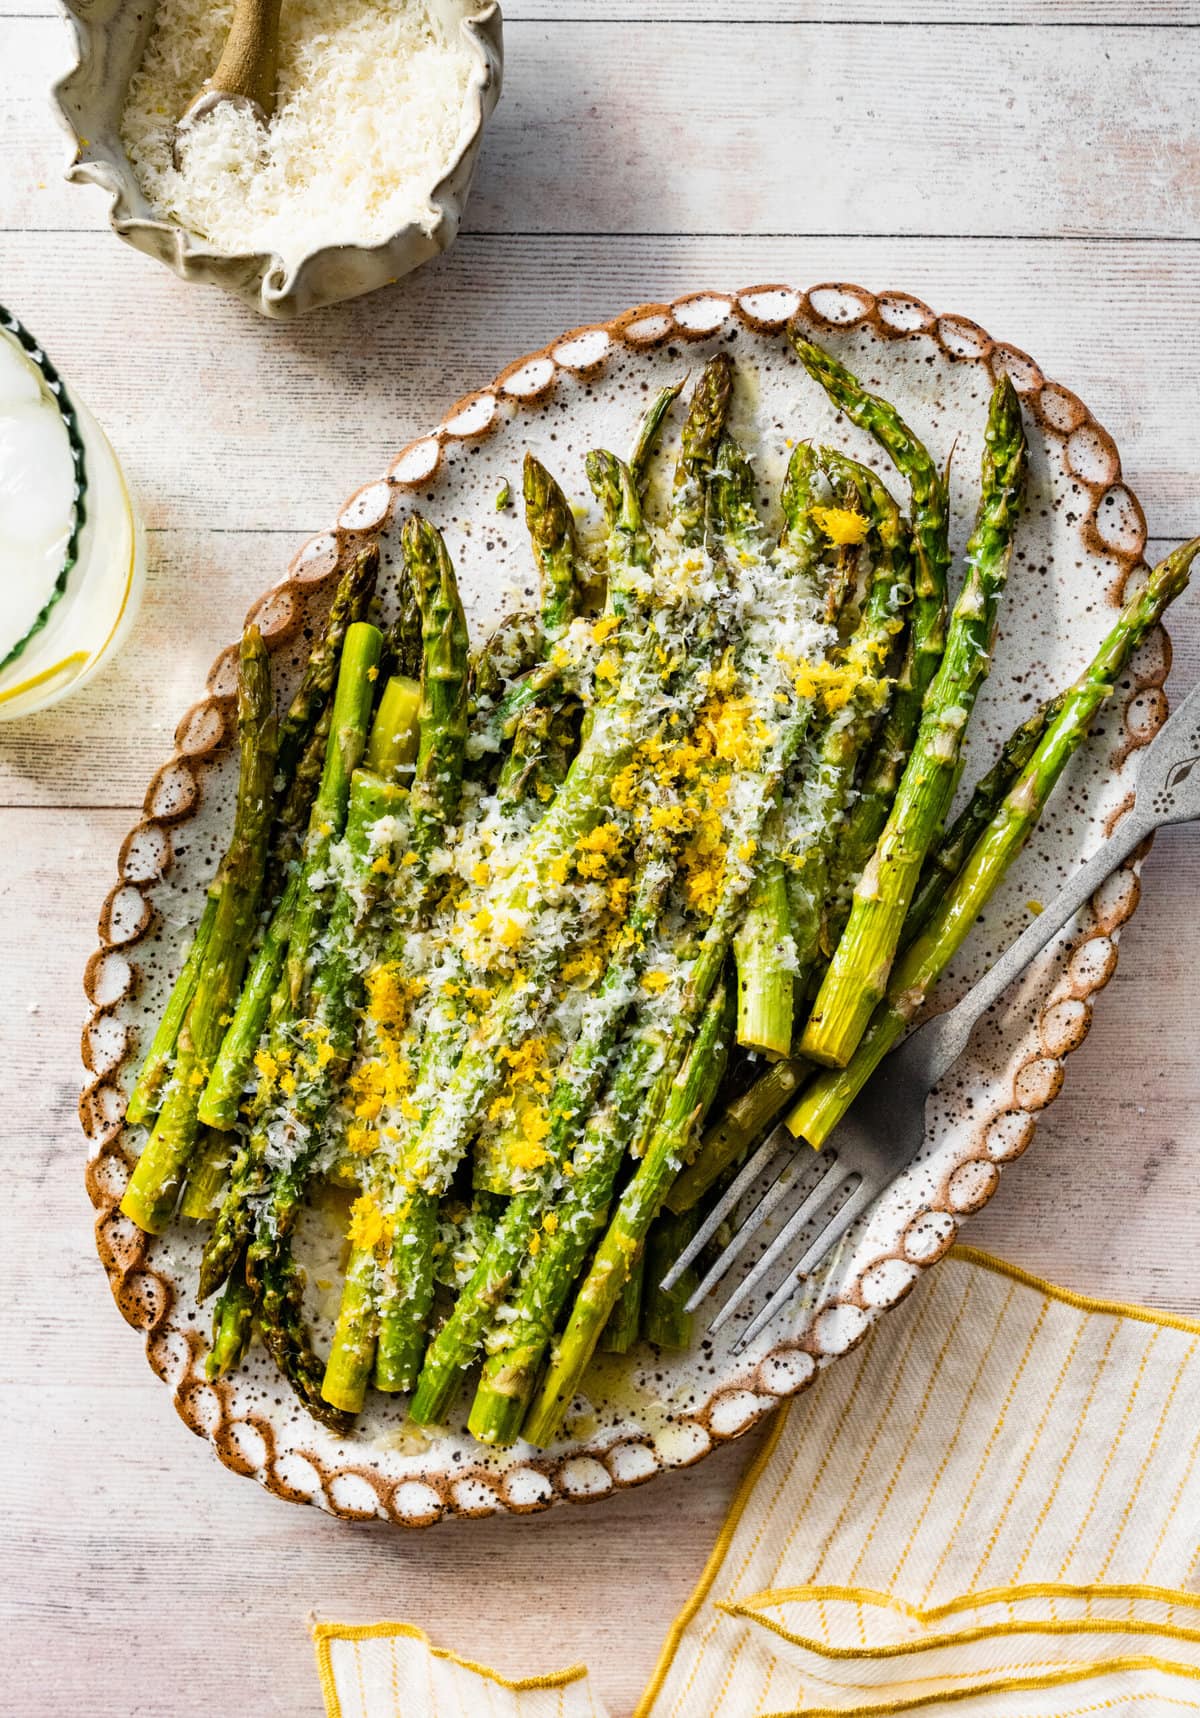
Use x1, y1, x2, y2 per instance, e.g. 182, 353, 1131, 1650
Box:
9, 17, 1200, 238
3, 2, 1199, 1716
9, 2, 1200, 22
2, 234, 1200, 543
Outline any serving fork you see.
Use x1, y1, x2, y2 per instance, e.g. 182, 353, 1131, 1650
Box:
663, 670, 1200, 1355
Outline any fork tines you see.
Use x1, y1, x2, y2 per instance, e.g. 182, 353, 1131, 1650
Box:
730, 1176, 876, 1352
659, 1125, 817, 1300
661, 1125, 875, 1354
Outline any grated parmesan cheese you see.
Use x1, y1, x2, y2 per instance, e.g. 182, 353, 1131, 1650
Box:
120, 0, 480, 267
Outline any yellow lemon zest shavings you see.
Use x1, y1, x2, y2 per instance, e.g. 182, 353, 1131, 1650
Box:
346, 1123, 377, 1158
347, 1192, 391, 1252
786, 655, 862, 714
254, 1048, 279, 1084
812, 505, 870, 546
499, 1037, 551, 1088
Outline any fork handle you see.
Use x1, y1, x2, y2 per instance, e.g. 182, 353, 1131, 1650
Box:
918, 663, 1200, 1085
914, 806, 1158, 1089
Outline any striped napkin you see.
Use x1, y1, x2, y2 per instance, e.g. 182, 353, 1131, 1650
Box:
314, 1247, 1200, 1717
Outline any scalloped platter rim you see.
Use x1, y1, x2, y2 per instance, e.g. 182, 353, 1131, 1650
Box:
81, 282, 1166, 1528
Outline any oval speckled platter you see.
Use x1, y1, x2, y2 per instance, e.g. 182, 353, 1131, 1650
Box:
81, 284, 1167, 1528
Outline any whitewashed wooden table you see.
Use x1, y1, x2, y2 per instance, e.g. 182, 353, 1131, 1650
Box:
3, 4, 1199, 1714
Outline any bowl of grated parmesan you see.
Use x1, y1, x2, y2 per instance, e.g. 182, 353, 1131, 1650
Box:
52, 0, 502, 318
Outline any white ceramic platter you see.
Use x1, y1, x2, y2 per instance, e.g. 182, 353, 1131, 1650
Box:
82, 283, 1164, 1527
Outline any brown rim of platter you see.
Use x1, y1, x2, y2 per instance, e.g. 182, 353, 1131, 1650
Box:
81, 283, 1164, 1528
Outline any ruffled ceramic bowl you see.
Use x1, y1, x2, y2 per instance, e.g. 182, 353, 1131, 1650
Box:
51, 0, 503, 319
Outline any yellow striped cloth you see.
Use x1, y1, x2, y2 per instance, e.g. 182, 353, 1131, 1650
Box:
315, 1248, 1200, 1717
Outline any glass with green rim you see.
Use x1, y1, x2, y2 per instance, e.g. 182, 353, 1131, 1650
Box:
0, 306, 145, 721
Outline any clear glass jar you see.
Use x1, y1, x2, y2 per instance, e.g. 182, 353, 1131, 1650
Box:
0, 309, 145, 721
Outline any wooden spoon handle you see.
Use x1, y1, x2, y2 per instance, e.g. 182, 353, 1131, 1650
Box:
192, 0, 283, 122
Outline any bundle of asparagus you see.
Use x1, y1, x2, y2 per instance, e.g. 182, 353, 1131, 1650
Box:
120, 331, 1195, 1451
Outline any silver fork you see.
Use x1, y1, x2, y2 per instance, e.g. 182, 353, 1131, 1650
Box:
663, 670, 1200, 1355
